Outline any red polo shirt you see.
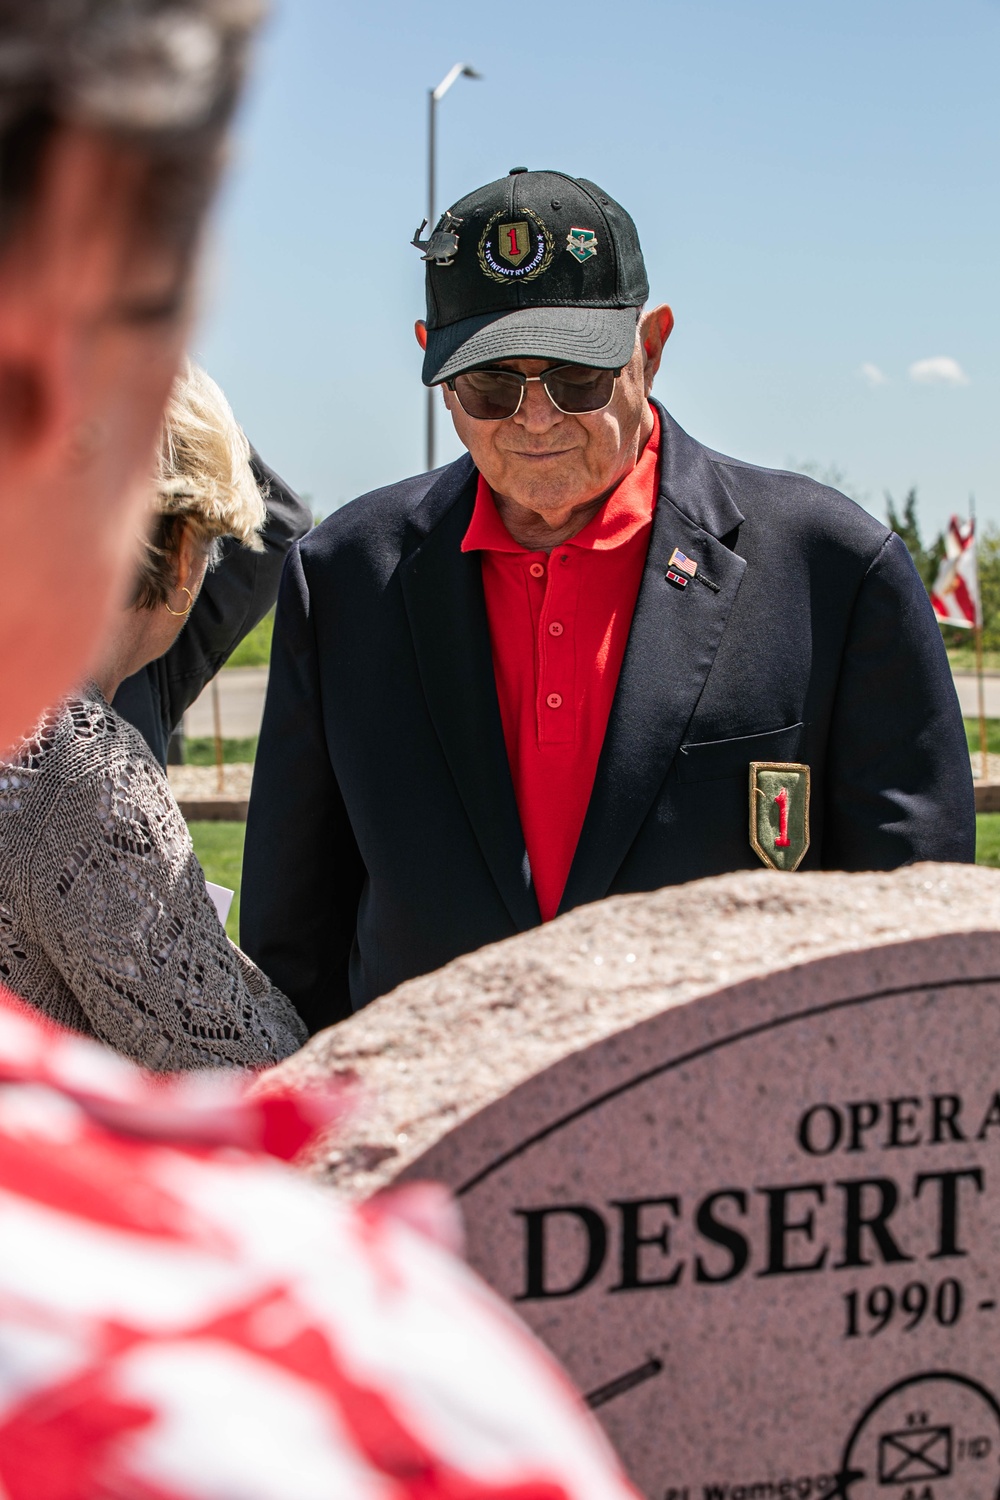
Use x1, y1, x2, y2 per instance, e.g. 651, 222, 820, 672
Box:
462, 407, 660, 921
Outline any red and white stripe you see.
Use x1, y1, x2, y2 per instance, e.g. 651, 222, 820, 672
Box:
931, 515, 980, 629
0, 992, 638, 1500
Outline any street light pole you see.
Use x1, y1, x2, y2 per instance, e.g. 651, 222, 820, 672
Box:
426, 62, 480, 472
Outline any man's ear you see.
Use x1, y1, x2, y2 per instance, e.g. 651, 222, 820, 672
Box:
414, 320, 428, 351
639, 304, 674, 393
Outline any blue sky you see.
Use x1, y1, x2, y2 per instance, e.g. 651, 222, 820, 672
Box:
195, 0, 999, 539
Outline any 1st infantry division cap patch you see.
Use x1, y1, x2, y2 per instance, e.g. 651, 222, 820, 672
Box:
478, 209, 554, 283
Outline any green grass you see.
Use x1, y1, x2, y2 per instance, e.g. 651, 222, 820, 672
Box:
184, 736, 258, 765
188, 821, 245, 943
977, 814, 1000, 868
949, 647, 1000, 673
224, 609, 273, 668
964, 718, 1000, 755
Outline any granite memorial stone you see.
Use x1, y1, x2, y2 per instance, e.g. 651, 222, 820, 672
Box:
268, 865, 1000, 1499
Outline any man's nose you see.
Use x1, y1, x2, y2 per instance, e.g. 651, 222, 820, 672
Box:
513, 378, 563, 431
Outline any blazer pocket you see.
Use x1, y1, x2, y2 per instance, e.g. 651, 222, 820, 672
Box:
676, 722, 805, 784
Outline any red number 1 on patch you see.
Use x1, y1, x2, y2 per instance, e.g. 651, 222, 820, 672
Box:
774, 787, 790, 848
750, 761, 810, 872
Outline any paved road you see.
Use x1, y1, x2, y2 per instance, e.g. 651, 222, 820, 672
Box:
186, 665, 1000, 744
184, 667, 269, 739
952, 673, 1000, 718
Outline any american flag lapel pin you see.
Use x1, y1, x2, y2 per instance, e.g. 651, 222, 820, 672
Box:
667, 546, 721, 595
666, 546, 697, 590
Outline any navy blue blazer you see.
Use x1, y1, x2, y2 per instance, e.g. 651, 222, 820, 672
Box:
241, 404, 974, 1033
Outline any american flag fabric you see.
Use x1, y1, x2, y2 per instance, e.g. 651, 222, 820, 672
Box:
931, 515, 980, 629
0, 989, 637, 1500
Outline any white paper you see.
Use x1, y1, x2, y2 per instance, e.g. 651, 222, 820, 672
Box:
205, 881, 234, 926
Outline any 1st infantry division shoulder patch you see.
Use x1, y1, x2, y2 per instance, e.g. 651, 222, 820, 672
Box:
749, 761, 810, 871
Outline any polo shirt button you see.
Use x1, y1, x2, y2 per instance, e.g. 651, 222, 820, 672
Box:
529, 562, 545, 578
548, 621, 564, 636
546, 692, 563, 709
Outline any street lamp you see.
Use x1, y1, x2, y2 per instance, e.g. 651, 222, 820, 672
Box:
426, 62, 481, 472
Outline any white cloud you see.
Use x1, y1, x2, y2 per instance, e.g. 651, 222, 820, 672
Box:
908, 356, 970, 386
858, 362, 888, 387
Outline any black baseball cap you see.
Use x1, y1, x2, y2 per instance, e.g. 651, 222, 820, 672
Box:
415, 168, 649, 386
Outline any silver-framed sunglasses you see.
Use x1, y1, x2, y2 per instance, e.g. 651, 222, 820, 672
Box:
446, 363, 621, 421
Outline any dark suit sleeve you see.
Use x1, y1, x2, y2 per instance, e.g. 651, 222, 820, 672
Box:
113, 451, 312, 759
823, 531, 975, 868
240, 543, 365, 1033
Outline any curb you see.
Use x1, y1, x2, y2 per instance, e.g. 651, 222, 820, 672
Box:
178, 798, 248, 823
975, 783, 1000, 814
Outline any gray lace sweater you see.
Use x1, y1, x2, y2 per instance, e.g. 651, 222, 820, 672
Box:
0, 688, 306, 1070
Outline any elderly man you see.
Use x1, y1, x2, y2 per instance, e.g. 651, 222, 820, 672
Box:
242, 167, 973, 1033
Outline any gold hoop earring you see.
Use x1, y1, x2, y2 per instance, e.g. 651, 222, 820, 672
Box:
164, 586, 194, 618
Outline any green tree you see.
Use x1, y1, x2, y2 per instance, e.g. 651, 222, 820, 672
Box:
885, 487, 944, 593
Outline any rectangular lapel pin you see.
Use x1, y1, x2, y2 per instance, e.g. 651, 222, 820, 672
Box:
665, 568, 689, 589
749, 761, 811, 871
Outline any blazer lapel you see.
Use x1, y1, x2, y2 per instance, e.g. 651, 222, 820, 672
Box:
559, 405, 747, 913
399, 459, 540, 931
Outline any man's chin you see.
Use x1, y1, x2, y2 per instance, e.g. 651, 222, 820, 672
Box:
492, 467, 596, 512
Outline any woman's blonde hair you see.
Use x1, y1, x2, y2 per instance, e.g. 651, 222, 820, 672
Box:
134, 360, 265, 610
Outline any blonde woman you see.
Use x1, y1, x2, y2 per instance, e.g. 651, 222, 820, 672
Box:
0, 363, 306, 1070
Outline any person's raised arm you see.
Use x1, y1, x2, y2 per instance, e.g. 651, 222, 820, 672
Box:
113, 451, 311, 760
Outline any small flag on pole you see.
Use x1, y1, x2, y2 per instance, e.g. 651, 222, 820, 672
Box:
931, 515, 980, 629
